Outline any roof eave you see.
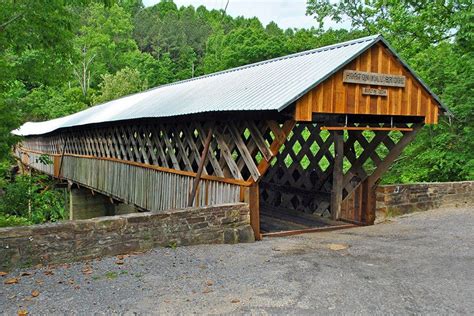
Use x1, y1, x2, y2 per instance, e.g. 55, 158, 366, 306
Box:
277, 34, 452, 117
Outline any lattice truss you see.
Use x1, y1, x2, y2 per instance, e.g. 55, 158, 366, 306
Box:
20, 135, 62, 154
20, 120, 293, 182
260, 123, 416, 217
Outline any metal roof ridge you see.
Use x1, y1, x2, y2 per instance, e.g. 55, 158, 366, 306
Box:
155, 34, 382, 88
86, 34, 382, 109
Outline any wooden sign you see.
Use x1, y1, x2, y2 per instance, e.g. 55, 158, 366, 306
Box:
362, 87, 387, 96
343, 70, 406, 87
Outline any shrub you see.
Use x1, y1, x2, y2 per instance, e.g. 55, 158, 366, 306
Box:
0, 173, 66, 225
0, 214, 32, 228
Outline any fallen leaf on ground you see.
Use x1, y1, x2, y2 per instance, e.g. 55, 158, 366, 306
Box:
115, 260, 124, 265
17, 309, 28, 316
231, 299, 240, 303
328, 243, 349, 251
206, 280, 213, 286
4, 277, 19, 285
20, 272, 33, 276
0, 271, 8, 276
202, 288, 213, 294
82, 267, 93, 275
31, 290, 40, 297
35, 279, 43, 285
116, 254, 129, 260
43, 270, 54, 276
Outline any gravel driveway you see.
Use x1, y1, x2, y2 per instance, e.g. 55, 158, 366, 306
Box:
1, 206, 473, 315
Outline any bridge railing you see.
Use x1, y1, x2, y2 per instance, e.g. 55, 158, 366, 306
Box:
14, 147, 244, 211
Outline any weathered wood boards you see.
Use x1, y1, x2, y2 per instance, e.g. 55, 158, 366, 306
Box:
60, 156, 240, 212
188, 128, 213, 207
330, 130, 344, 220
295, 43, 440, 124
259, 121, 421, 225
17, 119, 293, 220
11, 36, 444, 235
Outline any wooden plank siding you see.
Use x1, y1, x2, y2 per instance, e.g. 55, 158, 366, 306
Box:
295, 43, 440, 124
15, 119, 293, 220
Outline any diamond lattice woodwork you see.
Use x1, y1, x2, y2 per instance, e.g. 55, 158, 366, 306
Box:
19, 119, 292, 183
260, 122, 420, 221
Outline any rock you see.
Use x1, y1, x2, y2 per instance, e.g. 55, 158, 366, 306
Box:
223, 229, 237, 244
237, 226, 255, 243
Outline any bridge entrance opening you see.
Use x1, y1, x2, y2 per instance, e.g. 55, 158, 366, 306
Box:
259, 123, 350, 236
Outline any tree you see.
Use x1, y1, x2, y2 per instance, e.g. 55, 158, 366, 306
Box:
307, 0, 474, 182
0, 0, 75, 161
93, 67, 148, 104
306, 0, 472, 58
71, 3, 139, 96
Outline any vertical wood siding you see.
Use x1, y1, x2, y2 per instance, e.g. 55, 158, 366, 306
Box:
60, 156, 240, 211
296, 43, 440, 124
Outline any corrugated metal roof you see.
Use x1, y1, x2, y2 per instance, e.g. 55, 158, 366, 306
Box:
13, 34, 446, 136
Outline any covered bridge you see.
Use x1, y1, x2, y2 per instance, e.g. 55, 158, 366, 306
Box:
13, 35, 447, 239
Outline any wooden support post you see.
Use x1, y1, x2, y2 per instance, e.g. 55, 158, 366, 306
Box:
57, 137, 68, 179
249, 182, 261, 240
331, 130, 344, 220
187, 128, 212, 207
362, 123, 422, 224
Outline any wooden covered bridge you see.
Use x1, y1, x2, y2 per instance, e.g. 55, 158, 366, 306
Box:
13, 35, 447, 239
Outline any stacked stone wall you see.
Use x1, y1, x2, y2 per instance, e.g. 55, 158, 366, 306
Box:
0, 203, 253, 270
376, 181, 473, 221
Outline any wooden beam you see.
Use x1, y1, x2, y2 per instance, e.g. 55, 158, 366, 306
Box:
262, 223, 356, 237
330, 130, 344, 220
187, 129, 213, 207
249, 182, 261, 240
57, 137, 68, 179
368, 123, 423, 188
228, 122, 261, 181
214, 128, 244, 180
256, 120, 295, 176
321, 126, 413, 132
245, 121, 273, 161
19, 146, 252, 187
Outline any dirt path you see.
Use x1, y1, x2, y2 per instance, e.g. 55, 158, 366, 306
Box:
1, 207, 473, 315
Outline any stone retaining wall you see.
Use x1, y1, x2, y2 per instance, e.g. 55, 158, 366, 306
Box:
0, 203, 253, 270
376, 181, 474, 221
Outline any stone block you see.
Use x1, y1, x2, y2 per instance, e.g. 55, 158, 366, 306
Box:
237, 225, 255, 243
223, 229, 238, 244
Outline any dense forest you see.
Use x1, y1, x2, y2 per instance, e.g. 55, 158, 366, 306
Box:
0, 0, 472, 226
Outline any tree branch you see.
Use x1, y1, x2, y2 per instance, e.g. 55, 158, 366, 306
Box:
0, 14, 22, 31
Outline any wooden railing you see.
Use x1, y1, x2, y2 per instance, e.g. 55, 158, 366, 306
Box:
14, 147, 243, 211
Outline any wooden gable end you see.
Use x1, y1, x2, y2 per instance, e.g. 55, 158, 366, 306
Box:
295, 43, 440, 124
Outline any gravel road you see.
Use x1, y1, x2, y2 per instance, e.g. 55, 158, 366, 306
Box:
1, 206, 473, 315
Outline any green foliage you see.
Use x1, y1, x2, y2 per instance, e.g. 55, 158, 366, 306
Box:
93, 67, 148, 104
307, 0, 474, 183
0, 214, 32, 228
0, 174, 66, 225
36, 154, 54, 166
22, 86, 87, 121
0, 0, 472, 221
